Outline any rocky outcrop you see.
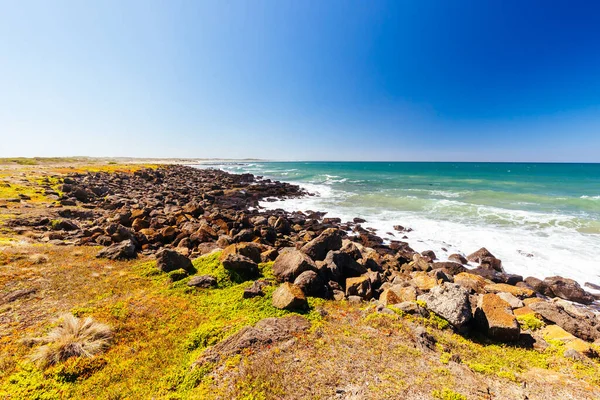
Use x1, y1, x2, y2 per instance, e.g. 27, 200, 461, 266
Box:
417, 283, 472, 331
193, 315, 310, 366
345, 275, 373, 300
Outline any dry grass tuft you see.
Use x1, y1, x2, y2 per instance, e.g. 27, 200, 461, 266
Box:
31, 314, 113, 368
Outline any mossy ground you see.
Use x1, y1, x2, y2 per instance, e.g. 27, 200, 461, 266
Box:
1, 161, 600, 399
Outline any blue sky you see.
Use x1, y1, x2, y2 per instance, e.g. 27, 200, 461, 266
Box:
1, 0, 599, 161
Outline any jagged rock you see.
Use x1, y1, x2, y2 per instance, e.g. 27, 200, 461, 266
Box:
194, 315, 310, 366
221, 253, 259, 278
432, 262, 467, 276
272, 282, 308, 310
273, 249, 317, 282
475, 293, 520, 342
97, 239, 137, 260
188, 275, 217, 288
220, 242, 262, 264
243, 280, 271, 298
394, 301, 429, 317
448, 254, 468, 264
380, 285, 417, 307
301, 228, 342, 261
524, 276, 553, 296
543, 276, 595, 305
467, 247, 496, 263
155, 248, 194, 273
345, 275, 372, 300
323, 250, 366, 282
293, 270, 327, 298
529, 301, 600, 342
417, 283, 472, 331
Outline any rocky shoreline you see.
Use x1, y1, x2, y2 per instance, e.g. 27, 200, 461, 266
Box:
8, 165, 600, 353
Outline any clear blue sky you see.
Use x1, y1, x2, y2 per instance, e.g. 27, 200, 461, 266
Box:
1, 0, 599, 161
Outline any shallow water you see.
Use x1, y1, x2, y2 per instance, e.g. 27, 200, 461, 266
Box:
197, 162, 600, 291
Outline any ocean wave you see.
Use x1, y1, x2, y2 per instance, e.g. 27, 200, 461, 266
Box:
581, 195, 600, 200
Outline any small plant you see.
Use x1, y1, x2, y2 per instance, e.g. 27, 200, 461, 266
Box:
31, 314, 113, 368
432, 387, 467, 400
516, 314, 544, 331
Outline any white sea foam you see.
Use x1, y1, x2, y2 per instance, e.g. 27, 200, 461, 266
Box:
259, 181, 600, 294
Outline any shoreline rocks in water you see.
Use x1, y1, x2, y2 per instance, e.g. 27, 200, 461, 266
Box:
8, 164, 600, 346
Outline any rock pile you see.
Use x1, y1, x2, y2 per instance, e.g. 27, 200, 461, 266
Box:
9, 165, 600, 348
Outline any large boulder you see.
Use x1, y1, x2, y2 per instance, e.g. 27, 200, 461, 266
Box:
529, 301, 600, 342
467, 247, 496, 263
417, 283, 472, 331
272, 282, 308, 310
155, 248, 194, 273
524, 277, 553, 296
293, 270, 328, 298
301, 228, 342, 261
475, 294, 520, 342
484, 283, 534, 299
543, 276, 595, 305
272, 249, 317, 282
322, 250, 366, 283
96, 239, 137, 260
221, 253, 259, 278
345, 275, 372, 300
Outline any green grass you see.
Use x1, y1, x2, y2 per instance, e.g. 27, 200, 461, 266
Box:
432, 387, 467, 400
0, 251, 324, 399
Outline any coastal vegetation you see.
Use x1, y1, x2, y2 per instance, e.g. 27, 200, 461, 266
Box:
1, 159, 599, 399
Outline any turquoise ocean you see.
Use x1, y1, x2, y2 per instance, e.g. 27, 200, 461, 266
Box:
202, 162, 600, 291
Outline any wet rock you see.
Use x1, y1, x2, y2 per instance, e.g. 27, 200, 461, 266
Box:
417, 283, 472, 331
467, 247, 496, 263
475, 293, 520, 342
272, 282, 308, 310
421, 250, 437, 261
97, 239, 137, 260
156, 248, 194, 273
524, 276, 553, 297
273, 249, 317, 282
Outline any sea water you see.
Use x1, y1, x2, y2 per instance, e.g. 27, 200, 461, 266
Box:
199, 162, 600, 292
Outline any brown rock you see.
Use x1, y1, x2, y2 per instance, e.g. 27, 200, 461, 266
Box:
272, 282, 308, 310
484, 283, 534, 299
345, 275, 372, 300
475, 293, 520, 342
272, 249, 317, 282
301, 228, 342, 261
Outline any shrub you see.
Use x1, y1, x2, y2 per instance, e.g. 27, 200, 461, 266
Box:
31, 314, 113, 368
517, 314, 544, 331
432, 388, 467, 400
